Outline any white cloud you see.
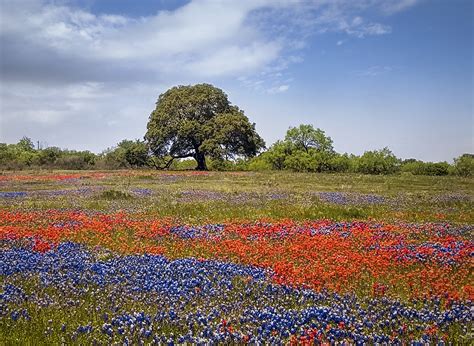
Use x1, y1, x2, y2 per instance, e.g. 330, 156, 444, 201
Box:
184, 42, 282, 77
379, 0, 421, 15
268, 85, 290, 94
355, 65, 394, 77
0, 80, 159, 150
314, 11, 392, 38
362, 23, 392, 36
0, 0, 414, 82
0, 0, 421, 150
1, 0, 280, 78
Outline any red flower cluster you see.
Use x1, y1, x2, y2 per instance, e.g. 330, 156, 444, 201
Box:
0, 210, 472, 300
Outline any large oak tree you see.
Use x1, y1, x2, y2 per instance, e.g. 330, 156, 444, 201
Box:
145, 84, 265, 170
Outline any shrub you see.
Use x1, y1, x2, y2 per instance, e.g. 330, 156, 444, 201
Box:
454, 154, 474, 177
327, 153, 352, 172
100, 190, 133, 200
246, 154, 273, 171
356, 147, 400, 175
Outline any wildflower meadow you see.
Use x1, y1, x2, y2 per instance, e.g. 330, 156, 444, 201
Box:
0, 170, 472, 344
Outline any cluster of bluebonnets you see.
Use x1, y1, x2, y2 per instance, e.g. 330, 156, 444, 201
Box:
1, 239, 471, 344
317, 192, 386, 205
177, 190, 289, 204
0, 188, 101, 199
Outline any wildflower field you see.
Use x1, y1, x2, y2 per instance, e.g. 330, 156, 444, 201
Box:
0, 170, 473, 344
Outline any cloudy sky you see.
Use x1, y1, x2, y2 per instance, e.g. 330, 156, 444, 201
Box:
0, 0, 472, 161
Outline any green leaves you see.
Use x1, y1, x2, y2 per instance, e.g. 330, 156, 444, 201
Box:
454, 154, 474, 177
145, 84, 264, 170
285, 124, 334, 153
264, 124, 336, 172
356, 147, 400, 175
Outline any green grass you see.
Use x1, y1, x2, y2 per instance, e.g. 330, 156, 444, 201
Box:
0, 170, 472, 223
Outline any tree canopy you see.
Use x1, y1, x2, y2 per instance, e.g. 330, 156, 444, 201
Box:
145, 84, 264, 170
285, 124, 334, 153
264, 124, 337, 172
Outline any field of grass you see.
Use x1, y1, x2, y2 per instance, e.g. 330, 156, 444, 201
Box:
1, 170, 473, 344
1, 170, 473, 223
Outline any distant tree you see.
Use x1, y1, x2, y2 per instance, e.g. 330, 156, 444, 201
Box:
401, 160, 425, 175
327, 153, 352, 172
17, 151, 36, 167
246, 153, 273, 171
265, 140, 292, 170
454, 153, 474, 177
100, 147, 126, 169
402, 158, 418, 164
17, 137, 35, 152
55, 151, 96, 170
0, 143, 15, 166
265, 124, 336, 172
36, 147, 62, 165
356, 147, 400, 174
402, 161, 450, 176
117, 140, 149, 168
145, 84, 265, 170
425, 162, 450, 176
101, 140, 149, 168
285, 124, 334, 153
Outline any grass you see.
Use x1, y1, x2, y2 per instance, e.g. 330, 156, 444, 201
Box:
0, 170, 472, 224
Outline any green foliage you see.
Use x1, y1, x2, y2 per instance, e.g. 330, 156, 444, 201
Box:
401, 160, 450, 176
36, 147, 62, 165
54, 151, 96, 170
246, 153, 274, 171
17, 136, 35, 152
173, 159, 198, 170
101, 140, 149, 169
0, 143, 15, 165
100, 189, 133, 200
145, 84, 265, 170
265, 140, 292, 170
327, 153, 352, 172
0, 136, 98, 170
118, 140, 149, 168
454, 154, 474, 177
17, 151, 37, 167
356, 147, 400, 175
0, 127, 469, 177
263, 125, 340, 172
285, 124, 334, 153
0, 141, 38, 169
284, 150, 315, 172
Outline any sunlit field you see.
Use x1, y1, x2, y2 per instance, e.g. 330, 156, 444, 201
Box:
1, 170, 473, 344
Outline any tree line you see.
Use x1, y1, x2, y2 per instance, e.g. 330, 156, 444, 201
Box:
1, 84, 472, 176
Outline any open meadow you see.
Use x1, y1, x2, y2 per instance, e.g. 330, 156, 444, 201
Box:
0, 170, 473, 344
2, 0, 473, 344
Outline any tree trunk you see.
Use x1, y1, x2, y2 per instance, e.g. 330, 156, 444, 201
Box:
194, 151, 207, 170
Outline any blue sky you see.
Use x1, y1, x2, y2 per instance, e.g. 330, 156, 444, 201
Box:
0, 0, 472, 161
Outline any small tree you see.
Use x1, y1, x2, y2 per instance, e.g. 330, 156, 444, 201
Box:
356, 147, 400, 174
285, 124, 334, 153
454, 153, 474, 177
265, 140, 292, 170
145, 84, 264, 170
36, 147, 62, 165
117, 140, 149, 168
265, 124, 335, 172
17, 137, 35, 152
101, 140, 149, 168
